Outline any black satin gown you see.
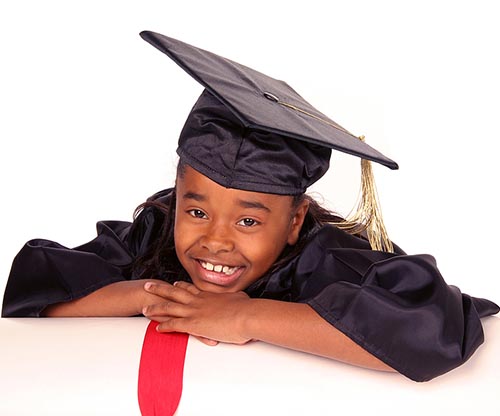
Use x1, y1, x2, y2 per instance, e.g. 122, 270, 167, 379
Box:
2, 189, 498, 382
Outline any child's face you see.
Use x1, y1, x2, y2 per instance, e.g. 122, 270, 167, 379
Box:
174, 165, 308, 293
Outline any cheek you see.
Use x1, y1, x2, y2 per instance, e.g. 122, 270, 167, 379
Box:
245, 228, 289, 270
173, 214, 192, 259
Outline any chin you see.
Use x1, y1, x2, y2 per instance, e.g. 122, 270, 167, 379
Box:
193, 279, 243, 293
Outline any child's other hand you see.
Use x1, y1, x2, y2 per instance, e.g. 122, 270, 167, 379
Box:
142, 281, 252, 345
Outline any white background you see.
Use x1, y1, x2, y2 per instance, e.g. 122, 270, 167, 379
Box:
1, 1, 499, 304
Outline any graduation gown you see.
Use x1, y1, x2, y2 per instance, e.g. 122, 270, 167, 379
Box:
2, 189, 498, 382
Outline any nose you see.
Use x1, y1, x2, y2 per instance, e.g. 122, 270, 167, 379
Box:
199, 224, 235, 254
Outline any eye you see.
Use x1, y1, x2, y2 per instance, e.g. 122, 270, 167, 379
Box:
237, 218, 259, 227
187, 209, 207, 219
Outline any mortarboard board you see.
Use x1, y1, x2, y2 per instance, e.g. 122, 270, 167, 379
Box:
140, 31, 396, 251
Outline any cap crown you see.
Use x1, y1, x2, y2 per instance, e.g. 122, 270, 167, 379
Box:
140, 31, 398, 194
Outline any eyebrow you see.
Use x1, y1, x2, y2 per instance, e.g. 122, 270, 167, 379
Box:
182, 192, 271, 212
182, 191, 206, 202
237, 199, 271, 212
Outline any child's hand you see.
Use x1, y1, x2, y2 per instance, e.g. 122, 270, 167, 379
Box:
142, 281, 252, 346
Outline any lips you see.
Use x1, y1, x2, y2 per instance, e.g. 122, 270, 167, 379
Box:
195, 259, 245, 286
199, 260, 239, 275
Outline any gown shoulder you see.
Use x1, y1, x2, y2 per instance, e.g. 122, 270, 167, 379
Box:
1, 189, 174, 317
251, 224, 499, 381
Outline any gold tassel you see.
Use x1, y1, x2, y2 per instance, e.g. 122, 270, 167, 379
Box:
272, 99, 393, 252
335, 136, 394, 253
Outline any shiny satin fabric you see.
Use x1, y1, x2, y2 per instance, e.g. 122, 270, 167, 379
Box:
178, 90, 332, 195
2, 189, 498, 382
253, 226, 496, 381
141, 31, 399, 177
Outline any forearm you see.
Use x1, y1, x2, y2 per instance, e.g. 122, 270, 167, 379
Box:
241, 299, 394, 372
142, 281, 395, 372
42, 279, 165, 317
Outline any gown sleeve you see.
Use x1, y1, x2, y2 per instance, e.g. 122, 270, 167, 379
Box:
250, 225, 500, 382
1, 196, 165, 318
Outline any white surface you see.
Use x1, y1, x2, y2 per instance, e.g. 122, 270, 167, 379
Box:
181, 317, 500, 415
0, 317, 499, 415
0, 318, 147, 415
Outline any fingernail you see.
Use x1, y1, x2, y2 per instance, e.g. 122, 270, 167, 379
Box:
142, 307, 148, 315
173, 281, 179, 286
144, 282, 152, 290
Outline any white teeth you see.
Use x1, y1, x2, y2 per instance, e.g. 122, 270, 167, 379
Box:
222, 266, 238, 275
201, 261, 238, 275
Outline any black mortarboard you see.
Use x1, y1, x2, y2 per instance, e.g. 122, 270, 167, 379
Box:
140, 31, 398, 196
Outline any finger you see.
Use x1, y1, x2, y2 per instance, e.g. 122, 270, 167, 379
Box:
144, 281, 194, 304
194, 336, 219, 346
142, 301, 189, 318
173, 281, 201, 295
156, 317, 189, 333
156, 320, 218, 346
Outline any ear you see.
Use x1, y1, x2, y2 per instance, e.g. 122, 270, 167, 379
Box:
287, 199, 310, 245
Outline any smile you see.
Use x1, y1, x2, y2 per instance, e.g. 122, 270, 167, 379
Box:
195, 259, 245, 287
199, 260, 240, 276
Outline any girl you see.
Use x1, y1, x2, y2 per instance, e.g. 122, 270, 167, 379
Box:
2, 32, 498, 382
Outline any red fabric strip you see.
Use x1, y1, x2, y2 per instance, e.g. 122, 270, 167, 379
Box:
138, 321, 189, 416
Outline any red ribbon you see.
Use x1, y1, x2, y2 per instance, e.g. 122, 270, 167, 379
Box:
138, 321, 189, 415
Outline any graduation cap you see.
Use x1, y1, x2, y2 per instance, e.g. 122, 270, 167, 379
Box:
140, 31, 396, 252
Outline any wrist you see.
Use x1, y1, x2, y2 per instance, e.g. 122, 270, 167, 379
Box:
133, 280, 150, 315
238, 298, 266, 342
